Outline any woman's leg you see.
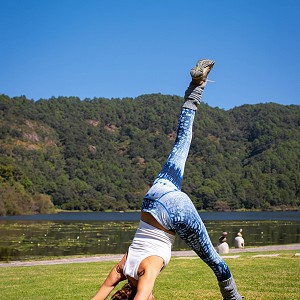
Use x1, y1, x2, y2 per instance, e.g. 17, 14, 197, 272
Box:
143, 82, 206, 205
164, 191, 242, 300
154, 107, 195, 190
144, 80, 208, 203
143, 80, 207, 230
162, 191, 231, 280
143, 61, 213, 217
147, 59, 215, 191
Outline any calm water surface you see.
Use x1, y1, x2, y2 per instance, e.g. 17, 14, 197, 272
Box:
1, 211, 299, 221
0, 211, 299, 261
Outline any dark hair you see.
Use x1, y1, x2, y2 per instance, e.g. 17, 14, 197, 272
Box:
111, 283, 137, 300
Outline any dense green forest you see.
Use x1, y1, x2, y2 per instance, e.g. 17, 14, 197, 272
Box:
0, 94, 299, 215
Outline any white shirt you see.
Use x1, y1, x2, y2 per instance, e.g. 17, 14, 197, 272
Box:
123, 220, 175, 280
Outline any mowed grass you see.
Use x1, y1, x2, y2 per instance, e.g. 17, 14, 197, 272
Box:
0, 251, 299, 300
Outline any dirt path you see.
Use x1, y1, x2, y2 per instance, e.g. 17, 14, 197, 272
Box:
1, 244, 299, 268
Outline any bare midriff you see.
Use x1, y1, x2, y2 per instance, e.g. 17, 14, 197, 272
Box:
141, 212, 175, 235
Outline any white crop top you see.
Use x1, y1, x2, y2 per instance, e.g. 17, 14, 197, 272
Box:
123, 220, 175, 280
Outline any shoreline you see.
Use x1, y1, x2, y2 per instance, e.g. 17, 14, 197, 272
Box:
1, 243, 299, 268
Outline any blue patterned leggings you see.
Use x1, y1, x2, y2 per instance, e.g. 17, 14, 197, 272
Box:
142, 108, 231, 281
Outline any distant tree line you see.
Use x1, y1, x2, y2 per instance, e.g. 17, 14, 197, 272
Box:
0, 93, 299, 215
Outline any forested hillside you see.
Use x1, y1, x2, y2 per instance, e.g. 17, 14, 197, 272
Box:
0, 94, 299, 215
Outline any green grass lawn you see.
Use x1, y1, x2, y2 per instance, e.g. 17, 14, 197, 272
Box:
0, 251, 299, 300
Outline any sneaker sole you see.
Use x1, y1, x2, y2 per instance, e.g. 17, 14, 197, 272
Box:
190, 59, 215, 80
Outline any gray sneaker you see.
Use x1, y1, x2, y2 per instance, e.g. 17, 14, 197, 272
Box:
190, 59, 215, 86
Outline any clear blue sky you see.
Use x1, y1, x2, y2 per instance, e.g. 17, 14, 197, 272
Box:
1, 0, 299, 110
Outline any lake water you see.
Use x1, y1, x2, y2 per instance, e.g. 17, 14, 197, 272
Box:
1, 211, 299, 222
0, 211, 299, 261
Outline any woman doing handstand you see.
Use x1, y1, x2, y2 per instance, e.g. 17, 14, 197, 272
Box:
91, 59, 243, 300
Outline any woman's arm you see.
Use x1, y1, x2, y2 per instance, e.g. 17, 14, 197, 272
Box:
91, 257, 127, 300
133, 256, 163, 300
133, 273, 156, 300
